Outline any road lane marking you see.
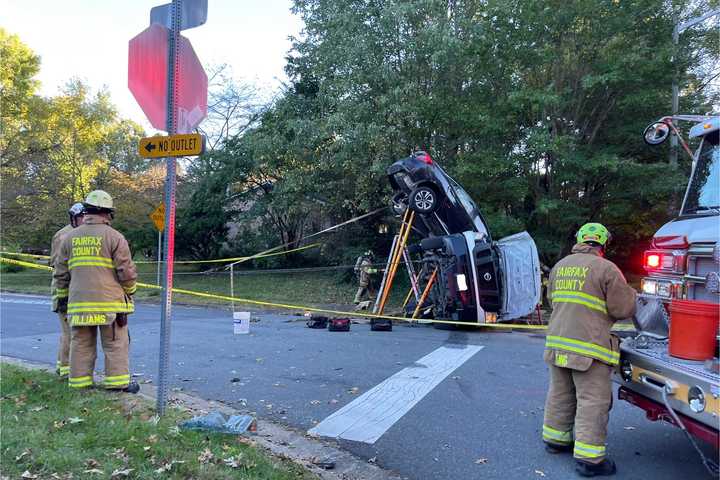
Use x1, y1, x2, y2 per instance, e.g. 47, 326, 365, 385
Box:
0, 297, 51, 305
308, 344, 483, 444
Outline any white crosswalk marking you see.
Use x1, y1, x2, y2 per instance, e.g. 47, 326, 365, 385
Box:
308, 344, 483, 444
0, 297, 51, 305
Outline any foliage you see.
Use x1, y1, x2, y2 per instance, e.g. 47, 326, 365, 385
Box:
2, 2, 718, 268
0, 364, 314, 480
191, 0, 717, 268
0, 29, 153, 253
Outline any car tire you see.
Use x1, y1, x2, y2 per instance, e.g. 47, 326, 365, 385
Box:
409, 186, 438, 214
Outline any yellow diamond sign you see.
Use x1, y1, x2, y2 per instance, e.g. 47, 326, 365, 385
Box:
149, 202, 165, 232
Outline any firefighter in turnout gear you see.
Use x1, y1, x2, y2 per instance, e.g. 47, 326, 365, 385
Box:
353, 250, 378, 304
50, 203, 86, 377
53, 190, 140, 393
542, 223, 636, 477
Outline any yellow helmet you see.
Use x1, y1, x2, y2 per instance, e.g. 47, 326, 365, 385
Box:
84, 190, 114, 210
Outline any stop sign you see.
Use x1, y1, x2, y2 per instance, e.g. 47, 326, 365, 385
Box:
128, 24, 208, 133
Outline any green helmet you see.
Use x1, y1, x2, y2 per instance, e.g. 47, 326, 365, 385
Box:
84, 190, 114, 210
576, 223, 610, 246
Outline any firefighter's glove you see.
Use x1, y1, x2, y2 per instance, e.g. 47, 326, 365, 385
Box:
56, 297, 68, 314
115, 313, 128, 328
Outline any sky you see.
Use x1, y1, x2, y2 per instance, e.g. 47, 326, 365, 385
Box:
1, 0, 303, 131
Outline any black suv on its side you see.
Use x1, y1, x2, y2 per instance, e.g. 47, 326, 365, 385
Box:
387, 151, 541, 323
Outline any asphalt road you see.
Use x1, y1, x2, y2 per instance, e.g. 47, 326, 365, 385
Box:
1, 292, 715, 479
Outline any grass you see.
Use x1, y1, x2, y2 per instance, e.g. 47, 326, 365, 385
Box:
0, 363, 315, 480
0, 261, 410, 313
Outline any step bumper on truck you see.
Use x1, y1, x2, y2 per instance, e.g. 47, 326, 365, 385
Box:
614, 337, 719, 447
617, 386, 719, 446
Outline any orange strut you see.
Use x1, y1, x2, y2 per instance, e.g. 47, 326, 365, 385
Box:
412, 267, 438, 320
377, 210, 409, 313
378, 211, 414, 314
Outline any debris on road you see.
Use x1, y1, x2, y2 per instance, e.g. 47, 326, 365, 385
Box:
306, 314, 328, 329
179, 411, 257, 435
311, 457, 336, 470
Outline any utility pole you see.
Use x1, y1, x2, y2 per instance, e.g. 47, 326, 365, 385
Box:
671, 18, 679, 168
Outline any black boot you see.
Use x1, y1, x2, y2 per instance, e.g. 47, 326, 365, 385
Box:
576, 458, 616, 477
544, 442, 573, 454
122, 381, 140, 394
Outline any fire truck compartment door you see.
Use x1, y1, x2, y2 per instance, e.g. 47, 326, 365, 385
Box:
497, 231, 541, 320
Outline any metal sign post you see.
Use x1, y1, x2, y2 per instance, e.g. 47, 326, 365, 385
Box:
129, 0, 207, 415
149, 202, 166, 286
156, 231, 162, 285
156, 0, 181, 416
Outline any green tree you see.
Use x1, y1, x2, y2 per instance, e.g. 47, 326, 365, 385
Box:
0, 27, 40, 162
278, 0, 717, 266
0, 32, 149, 251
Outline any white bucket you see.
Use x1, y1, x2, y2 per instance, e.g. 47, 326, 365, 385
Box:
233, 311, 250, 334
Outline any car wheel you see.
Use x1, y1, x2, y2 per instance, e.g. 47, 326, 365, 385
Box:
409, 186, 438, 214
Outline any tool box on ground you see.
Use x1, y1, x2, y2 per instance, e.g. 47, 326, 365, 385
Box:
328, 317, 351, 332
306, 314, 328, 329
371, 318, 392, 331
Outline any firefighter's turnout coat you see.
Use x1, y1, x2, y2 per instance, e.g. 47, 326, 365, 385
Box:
542, 243, 636, 463
358, 258, 375, 287
545, 243, 636, 369
53, 214, 137, 327
50, 224, 73, 312
50, 224, 73, 377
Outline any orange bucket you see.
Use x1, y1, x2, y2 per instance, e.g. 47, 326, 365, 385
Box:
669, 299, 720, 361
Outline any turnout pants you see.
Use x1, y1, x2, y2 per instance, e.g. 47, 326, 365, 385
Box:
543, 360, 612, 464
69, 318, 130, 390
354, 286, 369, 304
56, 312, 70, 377
354, 281, 375, 304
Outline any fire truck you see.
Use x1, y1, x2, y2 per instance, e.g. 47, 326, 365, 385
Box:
614, 115, 719, 475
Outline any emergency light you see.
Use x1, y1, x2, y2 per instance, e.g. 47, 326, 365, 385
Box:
643, 250, 686, 273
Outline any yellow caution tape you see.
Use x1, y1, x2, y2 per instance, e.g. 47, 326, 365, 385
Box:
0, 257, 53, 270
2, 242, 321, 266
0, 256, 635, 333
0, 251, 50, 259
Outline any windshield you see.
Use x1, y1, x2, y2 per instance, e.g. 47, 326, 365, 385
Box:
683, 132, 720, 215
452, 182, 489, 237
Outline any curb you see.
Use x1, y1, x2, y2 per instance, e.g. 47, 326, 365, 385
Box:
0, 355, 402, 480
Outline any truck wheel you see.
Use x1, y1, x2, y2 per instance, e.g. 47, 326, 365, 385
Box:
409, 186, 438, 214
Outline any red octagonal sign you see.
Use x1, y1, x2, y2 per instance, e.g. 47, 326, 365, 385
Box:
128, 24, 208, 133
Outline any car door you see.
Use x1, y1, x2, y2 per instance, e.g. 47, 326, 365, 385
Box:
496, 231, 541, 320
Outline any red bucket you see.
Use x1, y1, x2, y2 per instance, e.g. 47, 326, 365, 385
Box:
669, 299, 720, 361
